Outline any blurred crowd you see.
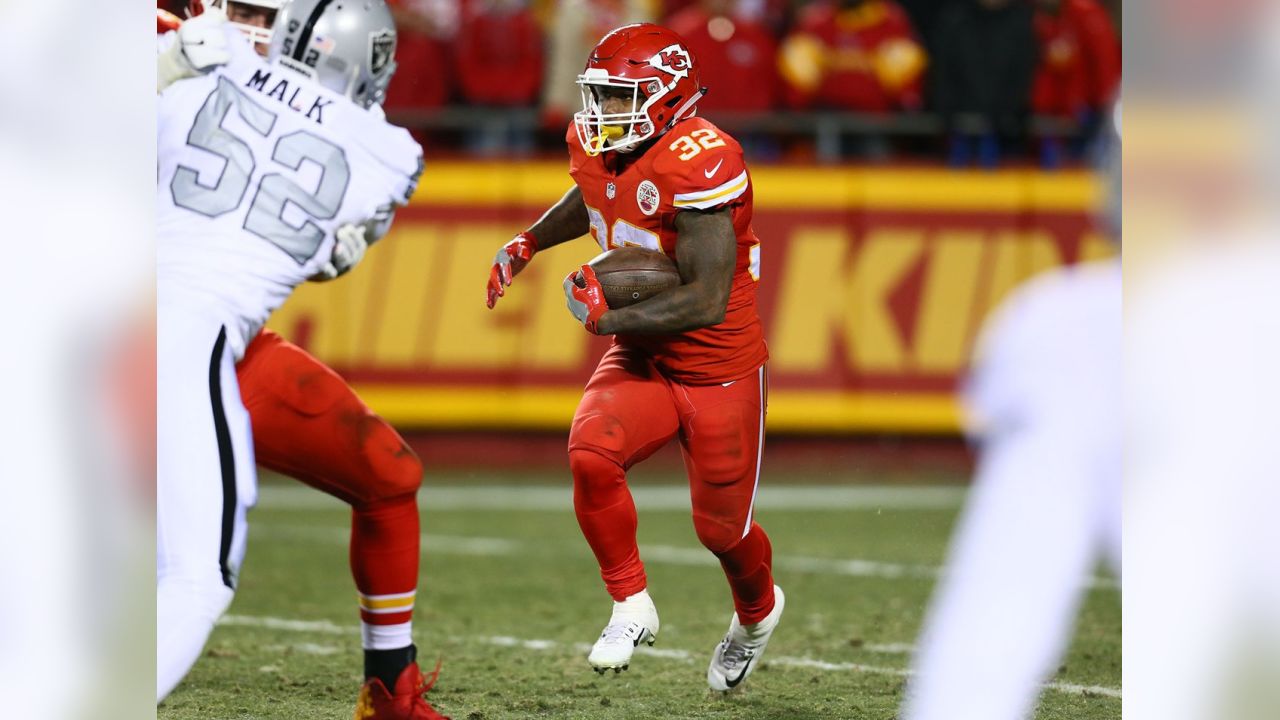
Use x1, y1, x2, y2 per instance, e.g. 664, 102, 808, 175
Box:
165, 0, 1120, 165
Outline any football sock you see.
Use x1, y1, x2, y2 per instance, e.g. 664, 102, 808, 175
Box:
570, 448, 648, 601
715, 522, 776, 625
364, 643, 416, 690
351, 495, 419, 652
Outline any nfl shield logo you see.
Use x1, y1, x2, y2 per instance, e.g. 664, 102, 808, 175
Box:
370, 29, 396, 75
606, 182, 616, 199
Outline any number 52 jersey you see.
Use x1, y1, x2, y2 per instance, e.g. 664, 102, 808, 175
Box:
157, 25, 422, 360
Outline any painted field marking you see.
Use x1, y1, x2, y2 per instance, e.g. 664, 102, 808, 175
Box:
253, 524, 1117, 590
217, 614, 1120, 699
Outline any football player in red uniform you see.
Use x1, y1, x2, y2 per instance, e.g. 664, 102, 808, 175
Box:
486, 23, 783, 692
158, 6, 447, 718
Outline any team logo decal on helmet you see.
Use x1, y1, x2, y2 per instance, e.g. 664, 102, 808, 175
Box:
267, 0, 400, 109
370, 29, 396, 76
637, 180, 660, 215
649, 45, 692, 79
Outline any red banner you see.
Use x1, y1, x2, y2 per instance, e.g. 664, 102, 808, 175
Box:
269, 162, 1110, 433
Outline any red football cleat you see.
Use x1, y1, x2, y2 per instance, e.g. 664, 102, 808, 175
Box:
353, 660, 450, 720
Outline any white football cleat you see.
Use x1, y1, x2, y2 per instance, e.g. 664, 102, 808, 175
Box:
707, 585, 785, 691
587, 589, 660, 674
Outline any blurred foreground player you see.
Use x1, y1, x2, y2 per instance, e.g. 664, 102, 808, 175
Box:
157, 4, 450, 718
485, 23, 783, 692
900, 111, 1121, 720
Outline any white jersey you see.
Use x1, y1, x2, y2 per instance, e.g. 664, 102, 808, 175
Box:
903, 259, 1120, 720
157, 25, 422, 359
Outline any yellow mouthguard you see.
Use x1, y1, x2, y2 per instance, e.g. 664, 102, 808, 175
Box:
587, 125, 626, 156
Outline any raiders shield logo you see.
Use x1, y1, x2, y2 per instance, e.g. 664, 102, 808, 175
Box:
370, 29, 396, 76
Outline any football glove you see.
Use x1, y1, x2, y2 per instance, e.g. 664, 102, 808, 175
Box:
486, 232, 539, 309
157, 6, 231, 93
313, 223, 370, 281
563, 265, 608, 334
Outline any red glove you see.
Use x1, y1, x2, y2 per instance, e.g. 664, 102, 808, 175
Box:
563, 265, 608, 334
486, 232, 539, 309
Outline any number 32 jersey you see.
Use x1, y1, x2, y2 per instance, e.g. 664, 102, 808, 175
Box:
567, 117, 768, 384
158, 25, 423, 360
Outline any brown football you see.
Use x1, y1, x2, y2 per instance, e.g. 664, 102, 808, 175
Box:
580, 246, 681, 308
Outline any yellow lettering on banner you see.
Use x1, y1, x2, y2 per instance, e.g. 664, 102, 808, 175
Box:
338, 240, 388, 363
429, 228, 591, 370
431, 225, 526, 368
771, 228, 922, 373
981, 231, 1062, 318
269, 262, 373, 366
369, 225, 439, 365
1079, 232, 1118, 262
848, 230, 924, 372
914, 232, 984, 372
771, 229, 846, 371
525, 239, 596, 369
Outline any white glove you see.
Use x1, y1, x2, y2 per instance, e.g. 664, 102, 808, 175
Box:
157, 7, 231, 93
313, 224, 370, 281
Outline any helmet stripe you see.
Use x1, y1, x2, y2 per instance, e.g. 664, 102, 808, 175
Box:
292, 0, 336, 63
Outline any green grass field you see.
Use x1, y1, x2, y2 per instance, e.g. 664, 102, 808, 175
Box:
159, 471, 1120, 720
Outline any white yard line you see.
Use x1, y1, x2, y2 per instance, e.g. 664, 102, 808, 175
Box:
255, 484, 968, 512
217, 614, 1120, 699
254, 524, 1117, 589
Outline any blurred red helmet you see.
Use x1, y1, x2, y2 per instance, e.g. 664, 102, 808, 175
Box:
158, 7, 183, 34
574, 23, 705, 156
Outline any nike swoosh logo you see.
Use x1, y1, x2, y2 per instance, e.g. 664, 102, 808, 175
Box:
724, 655, 754, 688
704, 159, 724, 178
721, 380, 736, 387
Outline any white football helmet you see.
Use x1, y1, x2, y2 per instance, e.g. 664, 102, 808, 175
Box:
268, 0, 399, 109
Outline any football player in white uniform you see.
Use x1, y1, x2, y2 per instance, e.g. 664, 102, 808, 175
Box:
156, 3, 445, 718
900, 112, 1121, 720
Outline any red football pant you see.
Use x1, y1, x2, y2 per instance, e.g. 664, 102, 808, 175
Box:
568, 344, 776, 625
238, 329, 422, 638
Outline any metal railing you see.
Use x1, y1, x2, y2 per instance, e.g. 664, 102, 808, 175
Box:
386, 106, 1083, 163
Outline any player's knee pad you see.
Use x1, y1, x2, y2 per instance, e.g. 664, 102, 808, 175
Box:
692, 510, 745, 555
354, 417, 423, 504
568, 413, 629, 459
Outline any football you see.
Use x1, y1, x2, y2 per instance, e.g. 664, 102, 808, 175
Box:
579, 246, 681, 308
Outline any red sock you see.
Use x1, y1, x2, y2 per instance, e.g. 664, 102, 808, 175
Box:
570, 448, 647, 600
350, 495, 420, 649
715, 522, 775, 625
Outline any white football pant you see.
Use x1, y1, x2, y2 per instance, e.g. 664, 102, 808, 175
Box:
156, 307, 256, 702
902, 262, 1121, 720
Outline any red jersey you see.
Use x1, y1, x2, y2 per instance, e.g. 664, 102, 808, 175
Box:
566, 116, 768, 385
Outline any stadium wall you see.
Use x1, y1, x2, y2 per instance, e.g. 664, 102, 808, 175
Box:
268, 162, 1111, 434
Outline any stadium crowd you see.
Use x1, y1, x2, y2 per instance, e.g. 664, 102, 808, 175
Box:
163, 0, 1120, 163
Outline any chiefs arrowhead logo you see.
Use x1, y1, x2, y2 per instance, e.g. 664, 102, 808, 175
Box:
649, 44, 691, 80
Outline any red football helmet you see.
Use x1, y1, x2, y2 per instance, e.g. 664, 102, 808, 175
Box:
574, 23, 705, 156
158, 7, 183, 34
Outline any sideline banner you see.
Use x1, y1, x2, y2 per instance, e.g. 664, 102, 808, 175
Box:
268, 162, 1111, 433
